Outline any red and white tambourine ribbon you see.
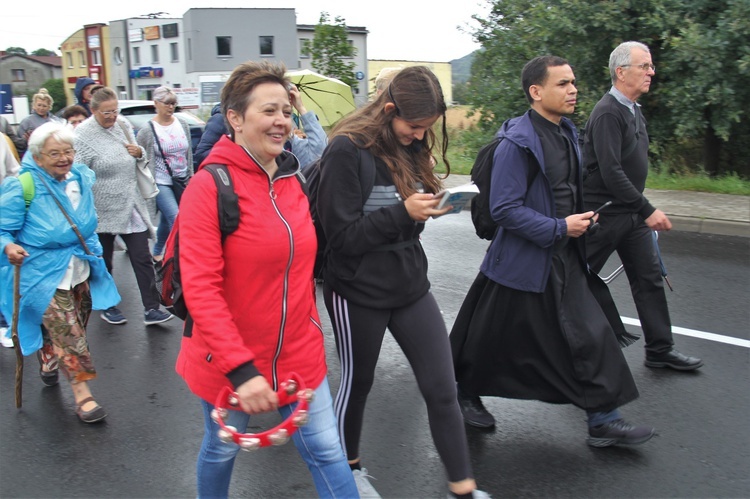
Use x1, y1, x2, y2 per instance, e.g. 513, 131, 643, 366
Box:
211, 372, 313, 451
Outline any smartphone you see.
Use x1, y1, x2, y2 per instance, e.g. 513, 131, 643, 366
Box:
592, 200, 612, 215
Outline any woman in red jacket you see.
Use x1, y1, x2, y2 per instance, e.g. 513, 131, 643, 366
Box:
175, 61, 357, 499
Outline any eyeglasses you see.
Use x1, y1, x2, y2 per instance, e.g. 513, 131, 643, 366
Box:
622, 63, 656, 72
98, 109, 120, 117
158, 100, 177, 106
41, 149, 76, 160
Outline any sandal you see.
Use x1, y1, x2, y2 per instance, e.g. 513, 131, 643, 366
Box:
76, 397, 107, 424
37, 350, 59, 387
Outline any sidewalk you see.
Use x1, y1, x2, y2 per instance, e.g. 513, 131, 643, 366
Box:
442, 174, 750, 238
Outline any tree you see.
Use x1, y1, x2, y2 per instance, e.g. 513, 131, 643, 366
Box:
31, 49, 57, 56
452, 81, 471, 105
5, 47, 27, 55
302, 12, 358, 88
466, 0, 750, 176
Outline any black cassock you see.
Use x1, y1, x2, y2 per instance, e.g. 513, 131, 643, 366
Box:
450, 239, 639, 413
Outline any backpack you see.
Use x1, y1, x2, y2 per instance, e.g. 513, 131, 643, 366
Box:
155, 164, 239, 321
469, 138, 539, 240
155, 147, 376, 320
298, 146, 376, 279
18, 172, 35, 208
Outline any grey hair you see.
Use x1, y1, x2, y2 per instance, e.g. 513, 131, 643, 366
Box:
375, 67, 401, 94
28, 122, 75, 156
153, 86, 176, 103
609, 41, 650, 83
90, 87, 118, 110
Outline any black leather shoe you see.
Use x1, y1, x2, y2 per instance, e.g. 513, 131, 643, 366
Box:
457, 389, 495, 428
645, 349, 703, 371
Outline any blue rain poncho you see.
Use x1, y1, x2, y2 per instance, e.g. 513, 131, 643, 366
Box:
0, 154, 121, 355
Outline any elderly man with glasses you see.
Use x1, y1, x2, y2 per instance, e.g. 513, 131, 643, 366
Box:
580, 41, 703, 371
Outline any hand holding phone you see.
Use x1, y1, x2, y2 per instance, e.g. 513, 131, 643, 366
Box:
588, 201, 612, 234
592, 200, 612, 215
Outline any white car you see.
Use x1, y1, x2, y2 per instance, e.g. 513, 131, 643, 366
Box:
118, 100, 206, 153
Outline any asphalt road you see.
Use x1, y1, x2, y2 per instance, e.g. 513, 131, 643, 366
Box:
1, 211, 748, 498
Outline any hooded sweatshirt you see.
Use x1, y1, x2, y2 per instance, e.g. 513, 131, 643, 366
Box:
175, 135, 326, 403
74, 77, 96, 116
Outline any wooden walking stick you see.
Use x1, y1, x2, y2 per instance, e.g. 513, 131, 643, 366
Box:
11, 265, 23, 408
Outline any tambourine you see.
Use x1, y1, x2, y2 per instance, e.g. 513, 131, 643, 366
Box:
211, 373, 314, 451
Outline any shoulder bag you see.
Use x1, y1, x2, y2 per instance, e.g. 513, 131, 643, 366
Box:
34, 172, 96, 256
117, 119, 159, 199
148, 121, 190, 204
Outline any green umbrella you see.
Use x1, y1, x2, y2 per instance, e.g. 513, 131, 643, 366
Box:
286, 69, 356, 127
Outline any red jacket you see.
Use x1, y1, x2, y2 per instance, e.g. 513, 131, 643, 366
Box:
175, 136, 326, 404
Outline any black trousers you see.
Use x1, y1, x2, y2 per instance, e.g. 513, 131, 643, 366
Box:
323, 284, 473, 483
585, 213, 674, 355
99, 231, 160, 311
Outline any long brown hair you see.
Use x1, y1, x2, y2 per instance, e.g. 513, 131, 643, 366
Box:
330, 66, 449, 196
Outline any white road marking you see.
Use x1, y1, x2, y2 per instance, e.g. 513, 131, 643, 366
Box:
621, 317, 750, 348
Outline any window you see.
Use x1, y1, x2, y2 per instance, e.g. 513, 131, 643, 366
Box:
217, 36, 232, 57
91, 49, 101, 66
78, 50, 85, 67
187, 38, 192, 60
151, 45, 159, 64
299, 38, 311, 58
113, 47, 123, 65
162, 23, 179, 38
170, 42, 179, 62
133, 47, 141, 66
259, 36, 274, 56
11, 69, 25, 82
66, 53, 73, 68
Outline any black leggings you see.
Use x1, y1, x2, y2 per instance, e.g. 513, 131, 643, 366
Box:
323, 283, 473, 483
99, 231, 160, 311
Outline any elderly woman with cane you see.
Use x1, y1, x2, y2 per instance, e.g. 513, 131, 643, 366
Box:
0, 122, 121, 422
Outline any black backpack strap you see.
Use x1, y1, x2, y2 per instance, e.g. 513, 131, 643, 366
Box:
203, 164, 240, 241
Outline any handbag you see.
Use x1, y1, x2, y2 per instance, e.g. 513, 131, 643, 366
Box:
118, 120, 159, 199
148, 121, 191, 204
136, 159, 159, 199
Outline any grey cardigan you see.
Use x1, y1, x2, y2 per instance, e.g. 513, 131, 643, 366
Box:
73, 116, 155, 236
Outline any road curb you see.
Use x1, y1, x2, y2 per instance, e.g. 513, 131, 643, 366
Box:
669, 216, 750, 238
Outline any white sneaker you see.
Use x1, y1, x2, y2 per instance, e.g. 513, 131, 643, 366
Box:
0, 327, 13, 348
353, 468, 381, 498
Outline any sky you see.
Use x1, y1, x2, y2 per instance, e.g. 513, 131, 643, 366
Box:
1, 1, 488, 62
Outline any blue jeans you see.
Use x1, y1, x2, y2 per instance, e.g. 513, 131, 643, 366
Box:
153, 184, 180, 256
196, 377, 357, 499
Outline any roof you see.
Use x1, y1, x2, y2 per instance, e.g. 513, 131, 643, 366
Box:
0, 53, 62, 67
